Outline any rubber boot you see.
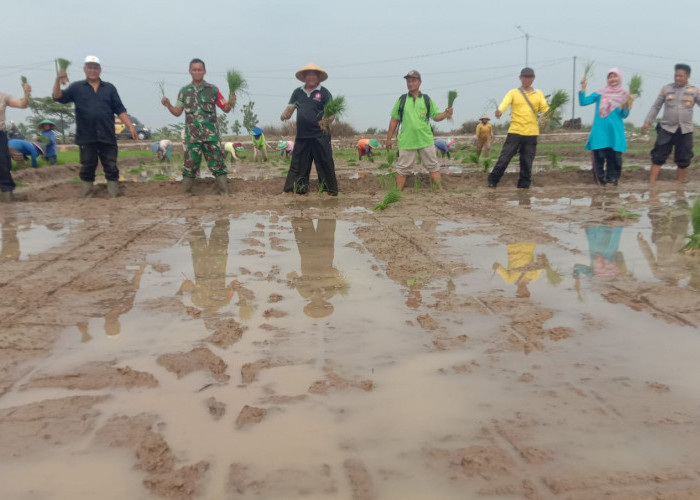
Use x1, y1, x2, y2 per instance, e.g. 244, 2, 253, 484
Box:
81, 181, 94, 198
182, 176, 195, 193
0, 190, 14, 203
215, 174, 229, 195
107, 180, 120, 198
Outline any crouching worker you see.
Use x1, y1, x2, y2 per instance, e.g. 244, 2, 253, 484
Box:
357, 138, 379, 160
251, 127, 268, 162
278, 140, 294, 158
150, 139, 173, 162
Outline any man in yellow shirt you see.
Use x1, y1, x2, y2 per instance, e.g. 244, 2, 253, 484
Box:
475, 115, 493, 159
487, 67, 549, 188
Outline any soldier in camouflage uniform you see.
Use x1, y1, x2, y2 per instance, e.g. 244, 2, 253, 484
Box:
162, 58, 235, 194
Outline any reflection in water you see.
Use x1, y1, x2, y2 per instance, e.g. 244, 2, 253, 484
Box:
574, 225, 627, 279
78, 265, 146, 341
288, 218, 349, 318
493, 242, 550, 298
177, 219, 234, 317
1, 217, 20, 262
637, 199, 694, 287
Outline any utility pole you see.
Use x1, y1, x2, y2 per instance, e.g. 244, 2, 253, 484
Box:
572, 56, 577, 120
515, 25, 530, 66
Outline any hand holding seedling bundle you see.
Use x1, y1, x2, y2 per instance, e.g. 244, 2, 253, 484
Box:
226, 69, 247, 109
320, 96, 346, 131
445, 90, 457, 120
626, 74, 642, 109
20, 76, 31, 98
56, 58, 71, 86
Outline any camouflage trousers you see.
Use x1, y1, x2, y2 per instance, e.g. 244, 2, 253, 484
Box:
183, 141, 227, 178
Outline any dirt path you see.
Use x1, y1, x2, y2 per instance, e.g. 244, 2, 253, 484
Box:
1, 160, 700, 499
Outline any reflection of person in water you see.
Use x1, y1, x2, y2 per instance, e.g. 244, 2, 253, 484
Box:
0, 217, 20, 262
76, 264, 146, 341
288, 217, 349, 318
177, 218, 234, 316
493, 242, 549, 298
574, 225, 627, 281
637, 199, 690, 286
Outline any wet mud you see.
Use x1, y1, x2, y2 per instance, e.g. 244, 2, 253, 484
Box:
1, 156, 700, 499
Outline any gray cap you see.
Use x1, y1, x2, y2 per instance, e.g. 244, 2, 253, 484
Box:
403, 70, 422, 80
520, 67, 535, 77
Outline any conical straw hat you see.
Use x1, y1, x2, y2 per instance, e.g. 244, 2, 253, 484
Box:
295, 62, 328, 82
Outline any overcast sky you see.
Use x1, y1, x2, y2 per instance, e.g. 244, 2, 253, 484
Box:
2, 0, 699, 135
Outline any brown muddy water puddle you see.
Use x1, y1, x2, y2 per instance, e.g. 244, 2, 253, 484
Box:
4, 206, 700, 498
1, 217, 79, 261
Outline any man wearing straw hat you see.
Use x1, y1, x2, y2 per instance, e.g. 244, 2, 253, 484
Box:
475, 114, 493, 159
53, 55, 137, 198
280, 62, 338, 195
0, 79, 32, 202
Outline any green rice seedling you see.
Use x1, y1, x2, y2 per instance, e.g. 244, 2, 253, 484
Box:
628, 74, 643, 97
149, 173, 170, 182
583, 60, 595, 80
681, 196, 700, 252
482, 156, 494, 173
323, 96, 346, 119
317, 180, 327, 196
226, 69, 248, 95
56, 58, 71, 85
546, 266, 563, 286
373, 187, 402, 211
157, 80, 166, 98
20, 76, 27, 84
377, 172, 397, 190
549, 152, 563, 169
546, 90, 569, 116
377, 162, 391, 170
467, 152, 480, 165
447, 90, 458, 108
616, 208, 640, 219
413, 176, 421, 192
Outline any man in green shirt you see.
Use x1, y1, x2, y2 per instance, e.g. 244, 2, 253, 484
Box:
386, 70, 452, 190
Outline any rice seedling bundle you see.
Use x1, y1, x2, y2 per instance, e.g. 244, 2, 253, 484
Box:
323, 96, 346, 119
226, 69, 248, 95
373, 187, 402, 211
547, 90, 569, 115
20, 76, 27, 84
681, 196, 700, 252
447, 90, 458, 108
157, 80, 166, 98
56, 58, 71, 85
582, 60, 595, 80
628, 74, 643, 97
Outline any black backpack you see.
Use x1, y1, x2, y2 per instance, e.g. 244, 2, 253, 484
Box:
397, 93, 431, 123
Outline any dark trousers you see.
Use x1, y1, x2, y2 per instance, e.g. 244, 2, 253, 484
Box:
79, 142, 119, 182
488, 133, 537, 188
0, 131, 15, 192
283, 136, 338, 194
592, 148, 622, 184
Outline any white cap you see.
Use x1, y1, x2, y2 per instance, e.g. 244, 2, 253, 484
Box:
84, 55, 101, 65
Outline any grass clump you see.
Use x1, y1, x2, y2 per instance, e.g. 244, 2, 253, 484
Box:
374, 187, 402, 211
226, 69, 248, 95
681, 197, 700, 252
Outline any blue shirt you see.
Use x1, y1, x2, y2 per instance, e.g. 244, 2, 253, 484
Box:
579, 91, 629, 152
8, 139, 39, 167
41, 130, 57, 157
